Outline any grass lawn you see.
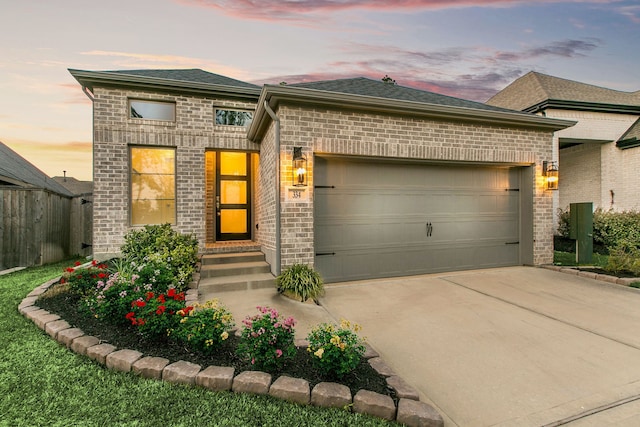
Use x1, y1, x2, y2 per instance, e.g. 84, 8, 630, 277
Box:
0, 259, 394, 427
553, 251, 609, 268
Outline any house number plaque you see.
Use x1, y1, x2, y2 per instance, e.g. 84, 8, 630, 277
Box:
285, 186, 309, 202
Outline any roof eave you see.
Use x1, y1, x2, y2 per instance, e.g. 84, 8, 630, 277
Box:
68, 69, 262, 100
525, 99, 640, 115
248, 85, 575, 142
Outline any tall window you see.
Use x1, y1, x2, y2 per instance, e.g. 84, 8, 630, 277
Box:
215, 109, 253, 127
130, 99, 175, 121
130, 147, 176, 225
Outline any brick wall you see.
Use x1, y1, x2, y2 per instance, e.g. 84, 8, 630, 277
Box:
559, 143, 602, 210
91, 87, 258, 258
264, 104, 555, 269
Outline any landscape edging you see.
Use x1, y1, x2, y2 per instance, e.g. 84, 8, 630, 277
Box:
19, 274, 444, 427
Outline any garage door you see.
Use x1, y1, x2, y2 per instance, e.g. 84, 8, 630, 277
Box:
314, 157, 522, 283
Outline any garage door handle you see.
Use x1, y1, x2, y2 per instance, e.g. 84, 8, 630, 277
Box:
316, 252, 336, 256
426, 222, 433, 237
505, 241, 520, 245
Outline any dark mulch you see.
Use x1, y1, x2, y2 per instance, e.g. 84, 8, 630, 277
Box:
37, 285, 391, 397
573, 267, 640, 279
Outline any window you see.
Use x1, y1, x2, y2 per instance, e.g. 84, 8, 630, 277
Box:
130, 147, 176, 225
129, 99, 175, 121
215, 109, 253, 127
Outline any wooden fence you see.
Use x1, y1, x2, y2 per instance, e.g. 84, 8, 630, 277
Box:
0, 187, 92, 270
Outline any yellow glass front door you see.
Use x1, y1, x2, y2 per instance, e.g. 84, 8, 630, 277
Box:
216, 151, 251, 240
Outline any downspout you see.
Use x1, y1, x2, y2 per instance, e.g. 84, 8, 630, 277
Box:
81, 86, 95, 101
263, 100, 281, 275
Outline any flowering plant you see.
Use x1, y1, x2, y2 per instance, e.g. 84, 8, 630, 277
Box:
236, 306, 296, 371
307, 319, 365, 378
126, 288, 187, 339
170, 299, 234, 354
60, 260, 109, 296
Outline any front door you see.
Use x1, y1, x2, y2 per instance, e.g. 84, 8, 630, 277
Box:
216, 151, 251, 241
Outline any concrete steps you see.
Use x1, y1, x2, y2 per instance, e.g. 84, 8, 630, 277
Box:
198, 251, 275, 298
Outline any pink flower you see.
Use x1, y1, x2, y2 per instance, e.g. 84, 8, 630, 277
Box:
275, 349, 283, 358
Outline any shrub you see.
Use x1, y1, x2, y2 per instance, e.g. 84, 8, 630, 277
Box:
120, 224, 199, 290
126, 289, 187, 339
306, 319, 366, 379
276, 264, 324, 303
61, 260, 110, 296
170, 299, 234, 355
605, 240, 640, 276
236, 306, 296, 371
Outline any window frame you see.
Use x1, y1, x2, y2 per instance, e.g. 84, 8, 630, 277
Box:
129, 145, 177, 226
129, 99, 176, 122
214, 107, 254, 127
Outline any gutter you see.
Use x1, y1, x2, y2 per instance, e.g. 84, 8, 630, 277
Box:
82, 86, 95, 101
263, 100, 281, 276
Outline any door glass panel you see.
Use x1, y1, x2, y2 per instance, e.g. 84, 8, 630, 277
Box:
221, 180, 247, 204
220, 152, 247, 176
220, 209, 247, 233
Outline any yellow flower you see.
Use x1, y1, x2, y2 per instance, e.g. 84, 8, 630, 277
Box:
180, 317, 188, 324
205, 339, 214, 347
221, 331, 229, 340
330, 335, 341, 346
339, 342, 346, 351
314, 348, 325, 359
306, 346, 312, 353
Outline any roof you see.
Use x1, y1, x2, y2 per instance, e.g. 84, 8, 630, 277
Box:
617, 118, 640, 149
487, 71, 640, 114
289, 77, 517, 114
0, 142, 73, 196
52, 176, 93, 196
68, 68, 261, 100
248, 77, 575, 142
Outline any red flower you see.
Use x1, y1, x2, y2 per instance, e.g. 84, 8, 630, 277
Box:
173, 292, 185, 301
76, 275, 82, 280
156, 305, 166, 315
60, 278, 66, 284
98, 263, 108, 269
145, 291, 155, 301
157, 294, 166, 303
98, 273, 107, 279
133, 300, 146, 308
91, 260, 97, 266
65, 267, 75, 273
125, 312, 136, 325
167, 288, 176, 298
74, 261, 82, 266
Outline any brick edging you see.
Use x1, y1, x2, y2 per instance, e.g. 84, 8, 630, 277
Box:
19, 276, 444, 427
541, 265, 640, 289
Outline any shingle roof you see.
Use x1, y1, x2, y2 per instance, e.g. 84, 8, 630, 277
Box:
103, 69, 260, 89
487, 71, 640, 112
290, 77, 519, 114
0, 142, 73, 196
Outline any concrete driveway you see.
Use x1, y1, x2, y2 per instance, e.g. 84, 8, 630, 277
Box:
319, 267, 640, 427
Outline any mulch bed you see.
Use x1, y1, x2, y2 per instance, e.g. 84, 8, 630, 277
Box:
37, 285, 391, 397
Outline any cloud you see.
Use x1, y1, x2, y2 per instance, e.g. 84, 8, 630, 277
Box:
252, 38, 600, 101
80, 51, 253, 81
177, 0, 623, 21
616, 4, 640, 23
59, 83, 93, 105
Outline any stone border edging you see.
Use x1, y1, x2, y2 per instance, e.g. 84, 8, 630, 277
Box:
541, 265, 640, 289
18, 275, 444, 427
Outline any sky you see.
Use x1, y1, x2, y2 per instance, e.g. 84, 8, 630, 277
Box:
1, 0, 639, 182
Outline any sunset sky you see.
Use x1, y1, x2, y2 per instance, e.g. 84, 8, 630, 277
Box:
1, 0, 639, 181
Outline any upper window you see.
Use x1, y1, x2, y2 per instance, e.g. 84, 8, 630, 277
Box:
130, 99, 175, 121
215, 109, 253, 127
130, 147, 176, 225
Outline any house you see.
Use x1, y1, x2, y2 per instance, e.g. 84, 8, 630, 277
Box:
487, 71, 640, 215
0, 141, 90, 269
69, 68, 573, 283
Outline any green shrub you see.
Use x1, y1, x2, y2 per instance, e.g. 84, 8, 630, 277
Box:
170, 299, 235, 354
237, 306, 296, 371
61, 260, 110, 297
306, 319, 366, 379
121, 224, 199, 291
605, 240, 640, 276
276, 264, 324, 303
126, 289, 187, 339
557, 208, 640, 254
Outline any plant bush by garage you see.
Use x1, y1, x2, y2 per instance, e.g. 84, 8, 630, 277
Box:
556, 208, 640, 254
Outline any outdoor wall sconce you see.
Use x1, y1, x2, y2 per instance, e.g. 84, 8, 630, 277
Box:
293, 147, 307, 186
543, 160, 559, 191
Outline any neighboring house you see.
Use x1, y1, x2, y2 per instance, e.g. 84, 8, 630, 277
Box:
487, 71, 640, 216
69, 68, 572, 283
0, 142, 89, 269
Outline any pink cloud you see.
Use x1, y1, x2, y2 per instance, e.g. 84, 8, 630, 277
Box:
177, 0, 623, 21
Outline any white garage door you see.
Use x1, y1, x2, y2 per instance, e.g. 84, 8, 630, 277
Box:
314, 157, 522, 283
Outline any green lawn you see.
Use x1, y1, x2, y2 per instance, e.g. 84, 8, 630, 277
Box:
553, 251, 609, 268
0, 260, 393, 427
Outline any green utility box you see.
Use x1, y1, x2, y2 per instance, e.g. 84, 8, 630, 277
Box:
569, 202, 593, 264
